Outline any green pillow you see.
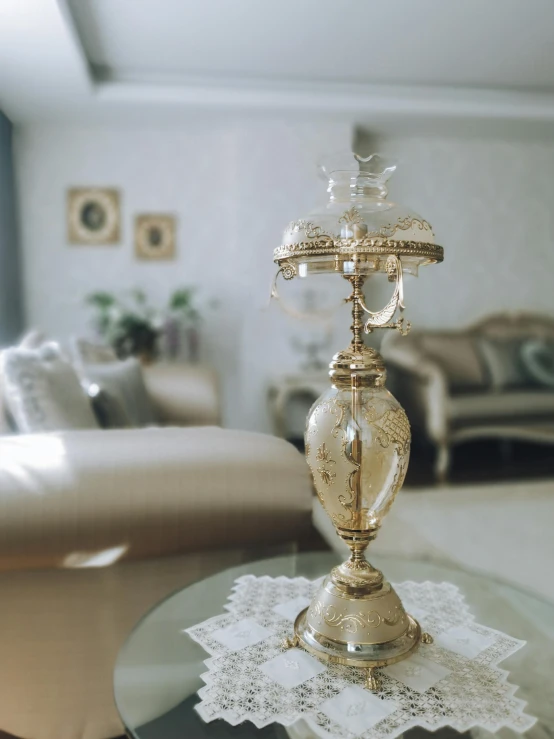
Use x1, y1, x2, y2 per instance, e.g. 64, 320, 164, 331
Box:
521, 340, 554, 389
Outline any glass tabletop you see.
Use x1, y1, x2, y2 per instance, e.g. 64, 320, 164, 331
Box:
114, 552, 554, 739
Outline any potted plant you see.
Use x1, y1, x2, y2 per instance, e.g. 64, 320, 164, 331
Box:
85, 288, 200, 363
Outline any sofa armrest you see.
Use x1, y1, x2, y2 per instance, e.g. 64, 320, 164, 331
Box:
142, 362, 220, 427
383, 345, 449, 445
0, 427, 313, 571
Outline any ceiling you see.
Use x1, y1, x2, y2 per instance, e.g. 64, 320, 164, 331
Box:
2, 0, 554, 133
68, 0, 554, 91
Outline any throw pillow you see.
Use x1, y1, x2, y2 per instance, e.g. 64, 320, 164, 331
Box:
18, 329, 47, 350
82, 358, 157, 428
418, 335, 487, 391
87, 384, 132, 429
477, 337, 530, 391
1, 342, 99, 433
521, 339, 554, 388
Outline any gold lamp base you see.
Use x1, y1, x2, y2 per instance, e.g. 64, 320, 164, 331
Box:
283, 557, 432, 691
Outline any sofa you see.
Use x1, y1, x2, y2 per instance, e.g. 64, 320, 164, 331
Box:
382, 312, 554, 480
0, 344, 315, 739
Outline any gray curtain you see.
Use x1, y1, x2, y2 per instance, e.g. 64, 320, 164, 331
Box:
0, 111, 23, 345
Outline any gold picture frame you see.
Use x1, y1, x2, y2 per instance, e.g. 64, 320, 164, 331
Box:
135, 214, 176, 260
67, 188, 120, 244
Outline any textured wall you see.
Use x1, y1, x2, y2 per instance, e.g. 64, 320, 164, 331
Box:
14, 124, 554, 430
0, 112, 23, 345
378, 135, 554, 328
14, 121, 351, 431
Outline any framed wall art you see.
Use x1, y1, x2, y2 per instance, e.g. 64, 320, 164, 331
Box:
135, 214, 176, 260
67, 188, 120, 244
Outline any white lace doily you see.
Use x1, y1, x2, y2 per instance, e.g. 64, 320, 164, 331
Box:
185, 575, 536, 738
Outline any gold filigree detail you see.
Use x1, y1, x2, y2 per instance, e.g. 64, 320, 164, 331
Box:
336, 434, 360, 527
285, 220, 332, 240
316, 442, 337, 486
374, 408, 411, 455
316, 443, 333, 463
310, 601, 406, 633
362, 406, 380, 424
338, 207, 363, 225
379, 455, 409, 518
362, 406, 411, 454
385, 254, 398, 280
280, 261, 296, 280
379, 216, 433, 238
331, 402, 345, 438
318, 466, 336, 485
274, 238, 443, 263
307, 460, 325, 506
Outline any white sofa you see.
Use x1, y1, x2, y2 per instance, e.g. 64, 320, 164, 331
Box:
0, 358, 315, 739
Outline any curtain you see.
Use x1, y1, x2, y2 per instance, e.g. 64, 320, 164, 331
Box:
0, 111, 23, 345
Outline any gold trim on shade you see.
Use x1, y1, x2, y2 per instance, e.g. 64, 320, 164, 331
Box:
135, 214, 176, 261
274, 238, 444, 264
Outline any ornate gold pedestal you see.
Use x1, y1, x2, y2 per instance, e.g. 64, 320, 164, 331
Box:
284, 518, 432, 690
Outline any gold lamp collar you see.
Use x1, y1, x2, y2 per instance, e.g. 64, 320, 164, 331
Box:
329, 345, 386, 389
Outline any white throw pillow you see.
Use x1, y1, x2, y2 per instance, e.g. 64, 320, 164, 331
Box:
82, 358, 157, 428
1, 342, 99, 433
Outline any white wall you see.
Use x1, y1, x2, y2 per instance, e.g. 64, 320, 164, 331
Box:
14, 124, 554, 432
378, 134, 554, 327
14, 121, 352, 432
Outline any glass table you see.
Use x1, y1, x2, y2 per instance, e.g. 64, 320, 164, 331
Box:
114, 552, 554, 738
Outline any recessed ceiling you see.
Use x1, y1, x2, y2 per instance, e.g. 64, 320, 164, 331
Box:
2, 0, 554, 131
67, 0, 554, 91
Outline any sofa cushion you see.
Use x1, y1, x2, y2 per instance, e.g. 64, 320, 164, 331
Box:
1, 343, 98, 433
418, 335, 486, 390
477, 337, 530, 390
448, 390, 554, 422
0, 426, 313, 571
81, 357, 156, 428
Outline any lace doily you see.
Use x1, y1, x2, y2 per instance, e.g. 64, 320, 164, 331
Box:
185, 575, 536, 738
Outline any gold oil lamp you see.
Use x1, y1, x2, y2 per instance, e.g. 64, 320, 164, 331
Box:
274, 152, 444, 690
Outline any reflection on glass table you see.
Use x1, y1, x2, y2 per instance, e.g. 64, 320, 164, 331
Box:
114, 553, 554, 739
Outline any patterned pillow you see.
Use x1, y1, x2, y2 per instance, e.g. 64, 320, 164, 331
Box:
1, 342, 99, 433
521, 340, 554, 388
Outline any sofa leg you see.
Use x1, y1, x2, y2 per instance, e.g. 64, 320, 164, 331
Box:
435, 443, 451, 484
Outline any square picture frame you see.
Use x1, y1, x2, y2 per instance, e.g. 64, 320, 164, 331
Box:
67, 188, 120, 244
135, 214, 176, 260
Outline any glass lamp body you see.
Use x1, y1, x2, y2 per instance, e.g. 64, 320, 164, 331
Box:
306, 385, 410, 534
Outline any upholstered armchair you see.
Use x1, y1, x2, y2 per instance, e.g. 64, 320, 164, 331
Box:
382, 313, 554, 481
